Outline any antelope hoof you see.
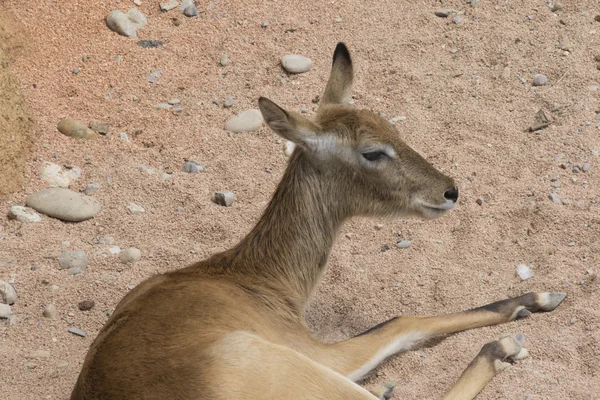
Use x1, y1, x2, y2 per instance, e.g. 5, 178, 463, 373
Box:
486, 333, 529, 373
370, 380, 396, 400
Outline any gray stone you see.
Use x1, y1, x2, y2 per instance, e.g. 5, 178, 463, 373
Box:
126, 8, 147, 28
396, 240, 411, 249
532, 74, 548, 86
219, 53, 228, 66
78, 300, 95, 311
147, 69, 162, 83
168, 98, 181, 105
73, 68, 80, 75
39, 162, 81, 187
156, 103, 173, 109
549, 192, 562, 204
8, 206, 41, 223
0, 280, 17, 305
120, 248, 142, 263
582, 162, 590, 172
26, 188, 101, 222
137, 40, 164, 48
182, 160, 206, 173
214, 191, 234, 207
43, 304, 57, 319
160, 0, 179, 12
471, 0, 478, 7
223, 96, 234, 108
26, 350, 50, 359
261, 21, 269, 28
88, 121, 109, 135
281, 55, 313, 74
97, 236, 115, 245
224, 109, 264, 132
120, 132, 129, 142
68, 327, 87, 337
106, 8, 147, 37
435, 9, 453, 18
127, 203, 145, 214
452, 16, 461, 24
476, 198, 484, 206
0, 304, 12, 319
84, 183, 101, 195
181, 0, 198, 17
59, 251, 88, 271
57, 118, 98, 139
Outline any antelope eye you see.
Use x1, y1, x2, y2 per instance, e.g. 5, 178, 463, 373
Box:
362, 151, 387, 162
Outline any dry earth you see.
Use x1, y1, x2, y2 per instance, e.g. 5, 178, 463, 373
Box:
1, 0, 599, 399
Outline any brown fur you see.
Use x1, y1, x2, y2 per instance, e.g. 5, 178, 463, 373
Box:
71, 43, 564, 400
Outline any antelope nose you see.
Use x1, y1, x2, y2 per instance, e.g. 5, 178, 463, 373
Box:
444, 186, 459, 203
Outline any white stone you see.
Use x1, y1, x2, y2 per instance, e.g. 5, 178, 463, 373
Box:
127, 203, 145, 214
58, 251, 88, 271
160, 0, 180, 12
181, 0, 198, 17
27, 188, 101, 222
0, 280, 17, 305
8, 206, 41, 223
281, 55, 313, 74
43, 304, 57, 319
109, 246, 121, 255
532, 74, 548, 86
39, 162, 80, 188
0, 304, 12, 319
126, 8, 147, 28
224, 109, 264, 132
120, 248, 142, 263
106, 10, 138, 38
516, 264, 534, 281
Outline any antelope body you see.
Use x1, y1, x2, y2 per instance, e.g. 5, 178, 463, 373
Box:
71, 43, 565, 400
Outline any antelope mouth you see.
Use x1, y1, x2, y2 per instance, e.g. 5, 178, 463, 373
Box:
416, 200, 455, 217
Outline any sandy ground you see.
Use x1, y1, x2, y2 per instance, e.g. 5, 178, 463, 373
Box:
1, 0, 599, 399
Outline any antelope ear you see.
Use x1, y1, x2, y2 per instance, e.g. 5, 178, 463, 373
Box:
258, 97, 320, 146
320, 42, 354, 107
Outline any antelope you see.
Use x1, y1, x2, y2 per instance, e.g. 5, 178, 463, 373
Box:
71, 43, 565, 400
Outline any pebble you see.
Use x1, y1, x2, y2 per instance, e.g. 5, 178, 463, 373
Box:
68, 327, 87, 337
452, 16, 461, 24
27, 188, 101, 222
181, 0, 198, 17
548, 192, 562, 204
532, 74, 548, 86
57, 118, 98, 140
261, 21, 269, 28
84, 183, 101, 195
119, 248, 142, 263
0, 280, 17, 305
26, 350, 50, 359
570, 317, 577, 325
334, 16, 342, 23
223, 96, 234, 108
73, 68, 80, 75
58, 251, 88, 271
476, 198, 484, 206
88, 121, 109, 135
219, 52, 228, 66
43, 304, 57, 319
97, 236, 115, 245
214, 191, 234, 207
78, 300, 95, 311
582, 162, 590, 172
182, 160, 206, 173
39, 162, 81, 188
168, 98, 181, 105
137, 40, 164, 48
160, 0, 179, 12
147, 69, 162, 83
109, 246, 121, 254
106, 8, 147, 38
516, 264, 534, 280
120, 132, 129, 142
0, 303, 12, 319
435, 9, 453, 18
471, 0, 478, 7
156, 103, 173, 110
8, 206, 41, 223
374, 224, 384, 231
396, 240, 411, 249
388, 115, 406, 124
501, 66, 511, 80
224, 109, 264, 132
127, 203, 145, 214
281, 55, 313, 74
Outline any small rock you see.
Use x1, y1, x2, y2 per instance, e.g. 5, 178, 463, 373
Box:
219, 52, 228, 66
57, 118, 98, 140
106, 9, 147, 37
261, 21, 269, 28
147, 69, 162, 83
548, 192, 562, 204
27, 188, 101, 222
156, 103, 173, 110
225, 109, 264, 132
78, 300, 95, 311
388, 115, 406, 124
396, 240, 411, 249
334, 16, 342, 23
58, 251, 88, 271
120, 132, 129, 142
452, 16, 461, 24
127, 203, 145, 214
532, 74, 548, 86
68, 327, 87, 337
0, 303, 12, 319
119, 248, 142, 263
471, 0, 478, 7
570, 317, 577, 325
88, 121, 109, 135
137, 40, 164, 48
223, 96, 234, 108
134, 0, 142, 4
73, 68, 80, 75
8, 206, 41, 223
160, 0, 179, 12
97, 236, 115, 245
26, 350, 50, 359
43, 304, 57, 319
582, 162, 590, 172
476, 198, 484, 206
380, 244, 390, 252
182, 160, 206, 173
516, 264, 534, 281
126, 8, 147, 28
84, 183, 101, 195
214, 191, 234, 207
435, 9, 453, 18
168, 98, 181, 105
39, 162, 81, 188
0, 280, 18, 305
109, 246, 121, 255
281, 55, 313, 74
374, 224, 384, 231
501, 66, 511, 80
181, 0, 198, 17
